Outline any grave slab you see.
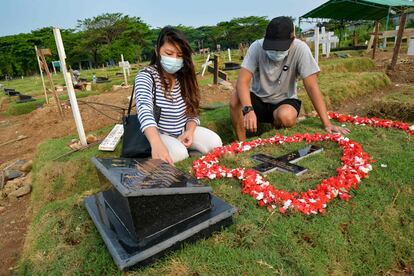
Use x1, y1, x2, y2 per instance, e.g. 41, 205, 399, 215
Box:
252, 145, 323, 175
85, 157, 237, 270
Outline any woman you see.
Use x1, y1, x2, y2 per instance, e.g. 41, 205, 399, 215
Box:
135, 26, 222, 164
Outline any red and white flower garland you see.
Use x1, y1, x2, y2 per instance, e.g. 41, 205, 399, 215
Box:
328, 112, 414, 135
193, 133, 373, 215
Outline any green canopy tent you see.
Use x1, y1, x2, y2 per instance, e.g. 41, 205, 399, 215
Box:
299, 0, 414, 69
300, 0, 414, 21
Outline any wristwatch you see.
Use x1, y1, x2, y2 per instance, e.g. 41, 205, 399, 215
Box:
242, 106, 254, 116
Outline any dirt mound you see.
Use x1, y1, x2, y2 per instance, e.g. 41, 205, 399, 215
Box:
386, 61, 414, 83
367, 101, 414, 122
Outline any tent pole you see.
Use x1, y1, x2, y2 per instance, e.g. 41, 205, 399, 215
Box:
372, 21, 380, 59
390, 12, 407, 70
383, 6, 391, 48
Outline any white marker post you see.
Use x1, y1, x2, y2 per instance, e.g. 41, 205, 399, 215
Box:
34, 46, 49, 104
314, 27, 320, 64
201, 54, 211, 76
53, 27, 87, 146
227, 48, 232, 62
321, 27, 327, 55
121, 54, 128, 86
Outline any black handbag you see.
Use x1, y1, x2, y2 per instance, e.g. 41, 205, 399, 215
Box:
121, 70, 161, 158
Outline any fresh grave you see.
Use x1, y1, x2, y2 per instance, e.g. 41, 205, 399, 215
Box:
193, 113, 414, 215
193, 133, 372, 215
85, 157, 237, 270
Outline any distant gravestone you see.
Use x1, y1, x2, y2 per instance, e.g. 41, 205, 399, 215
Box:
408, 39, 414, 56
85, 157, 236, 270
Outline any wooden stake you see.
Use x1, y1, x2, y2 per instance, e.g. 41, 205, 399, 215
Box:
213, 54, 219, 85
34, 46, 49, 104
390, 13, 408, 71
37, 49, 64, 118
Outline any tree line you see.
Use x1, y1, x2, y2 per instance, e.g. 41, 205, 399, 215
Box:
0, 13, 269, 79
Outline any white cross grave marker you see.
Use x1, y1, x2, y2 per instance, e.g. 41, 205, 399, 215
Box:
201, 54, 211, 76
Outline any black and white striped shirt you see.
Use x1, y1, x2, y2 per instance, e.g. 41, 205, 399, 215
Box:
135, 66, 200, 137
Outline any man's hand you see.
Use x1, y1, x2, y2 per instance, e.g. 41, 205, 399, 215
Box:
178, 130, 194, 148
151, 141, 173, 165
325, 124, 350, 135
244, 111, 257, 132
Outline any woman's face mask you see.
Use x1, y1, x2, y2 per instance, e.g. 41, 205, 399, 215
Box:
160, 55, 184, 74
266, 50, 289, 62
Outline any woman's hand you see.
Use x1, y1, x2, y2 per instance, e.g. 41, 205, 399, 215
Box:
178, 130, 194, 148
151, 141, 173, 165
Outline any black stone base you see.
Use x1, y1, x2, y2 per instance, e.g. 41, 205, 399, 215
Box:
84, 193, 236, 270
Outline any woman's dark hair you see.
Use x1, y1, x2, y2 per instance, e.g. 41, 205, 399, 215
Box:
150, 26, 200, 117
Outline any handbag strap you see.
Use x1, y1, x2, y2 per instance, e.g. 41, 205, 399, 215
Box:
127, 69, 157, 116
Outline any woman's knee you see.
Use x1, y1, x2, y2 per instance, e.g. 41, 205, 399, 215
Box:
160, 135, 189, 163
192, 127, 223, 153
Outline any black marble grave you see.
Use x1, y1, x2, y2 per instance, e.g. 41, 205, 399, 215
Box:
16, 94, 35, 103
85, 157, 236, 270
223, 62, 241, 71
252, 145, 323, 175
4, 88, 20, 96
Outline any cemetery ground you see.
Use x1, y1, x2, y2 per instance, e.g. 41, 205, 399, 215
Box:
0, 51, 413, 275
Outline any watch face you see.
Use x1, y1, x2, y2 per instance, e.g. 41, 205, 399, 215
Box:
243, 106, 253, 115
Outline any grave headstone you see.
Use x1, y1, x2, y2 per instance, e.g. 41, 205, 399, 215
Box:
85, 157, 236, 270
252, 145, 323, 176
16, 94, 35, 104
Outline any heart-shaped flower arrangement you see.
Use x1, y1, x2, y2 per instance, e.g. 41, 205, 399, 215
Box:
193, 133, 373, 215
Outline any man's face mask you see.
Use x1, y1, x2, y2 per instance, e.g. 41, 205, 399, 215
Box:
266, 50, 289, 62
160, 55, 184, 74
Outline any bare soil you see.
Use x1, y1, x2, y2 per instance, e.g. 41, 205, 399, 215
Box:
0, 83, 232, 275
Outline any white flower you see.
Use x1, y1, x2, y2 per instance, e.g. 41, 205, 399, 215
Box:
256, 192, 264, 201
410, 125, 414, 131
381, 164, 387, 168
283, 200, 292, 209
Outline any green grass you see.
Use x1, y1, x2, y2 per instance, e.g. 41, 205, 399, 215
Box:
5, 91, 99, 115
19, 112, 414, 275
319, 57, 375, 73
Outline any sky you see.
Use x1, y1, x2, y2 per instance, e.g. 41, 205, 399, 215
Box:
0, 0, 327, 37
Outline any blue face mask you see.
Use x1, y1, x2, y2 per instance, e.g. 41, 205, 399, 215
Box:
160, 55, 184, 74
266, 50, 289, 62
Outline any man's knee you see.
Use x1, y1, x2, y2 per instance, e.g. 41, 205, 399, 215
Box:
278, 114, 296, 127
274, 105, 298, 128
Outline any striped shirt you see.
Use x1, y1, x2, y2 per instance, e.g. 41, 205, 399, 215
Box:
135, 66, 200, 137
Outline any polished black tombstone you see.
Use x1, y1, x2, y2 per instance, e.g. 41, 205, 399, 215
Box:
16, 94, 35, 103
252, 145, 323, 175
85, 157, 236, 270
223, 62, 241, 71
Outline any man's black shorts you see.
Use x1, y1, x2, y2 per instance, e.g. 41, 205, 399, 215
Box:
250, 93, 301, 124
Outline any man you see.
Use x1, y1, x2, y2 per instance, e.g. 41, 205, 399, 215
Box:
230, 16, 349, 141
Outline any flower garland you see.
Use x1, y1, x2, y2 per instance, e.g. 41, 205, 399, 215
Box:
328, 112, 414, 135
193, 133, 373, 215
